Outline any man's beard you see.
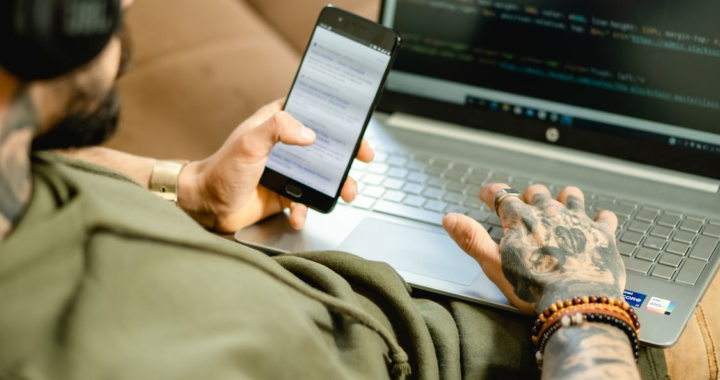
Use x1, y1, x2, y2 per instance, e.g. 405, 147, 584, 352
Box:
31, 22, 130, 151
31, 88, 120, 151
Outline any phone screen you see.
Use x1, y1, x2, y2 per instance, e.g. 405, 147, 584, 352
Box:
265, 24, 393, 197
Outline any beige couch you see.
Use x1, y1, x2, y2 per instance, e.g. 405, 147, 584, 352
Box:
110, 0, 718, 378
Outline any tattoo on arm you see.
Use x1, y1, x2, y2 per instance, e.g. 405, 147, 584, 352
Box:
0, 89, 37, 239
542, 323, 640, 380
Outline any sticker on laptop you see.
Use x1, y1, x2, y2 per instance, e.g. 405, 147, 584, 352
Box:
623, 290, 647, 308
645, 296, 676, 316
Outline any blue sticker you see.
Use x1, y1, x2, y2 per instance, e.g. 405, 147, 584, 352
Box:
623, 290, 647, 308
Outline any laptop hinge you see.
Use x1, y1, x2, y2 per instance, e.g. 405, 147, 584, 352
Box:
386, 113, 720, 194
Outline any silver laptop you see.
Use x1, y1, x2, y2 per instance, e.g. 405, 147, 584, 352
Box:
236, 0, 720, 348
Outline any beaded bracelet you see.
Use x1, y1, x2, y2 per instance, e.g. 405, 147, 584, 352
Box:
530, 295, 641, 368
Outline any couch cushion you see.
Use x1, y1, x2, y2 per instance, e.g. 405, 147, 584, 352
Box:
108, 0, 300, 159
246, 0, 381, 53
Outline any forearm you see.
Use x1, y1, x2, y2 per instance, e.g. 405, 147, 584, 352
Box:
542, 323, 640, 380
59, 147, 156, 188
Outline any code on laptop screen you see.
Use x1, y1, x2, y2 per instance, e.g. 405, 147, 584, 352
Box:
384, 0, 720, 155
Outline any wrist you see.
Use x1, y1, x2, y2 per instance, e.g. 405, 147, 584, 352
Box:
177, 160, 216, 229
537, 280, 623, 315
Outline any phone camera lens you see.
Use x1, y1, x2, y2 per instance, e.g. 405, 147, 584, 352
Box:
338, 17, 343, 22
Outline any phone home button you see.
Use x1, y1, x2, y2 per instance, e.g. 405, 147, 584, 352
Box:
285, 184, 303, 198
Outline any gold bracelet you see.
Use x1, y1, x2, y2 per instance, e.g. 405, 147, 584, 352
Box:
149, 160, 190, 203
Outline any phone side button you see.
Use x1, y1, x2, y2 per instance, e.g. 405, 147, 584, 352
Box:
285, 184, 303, 198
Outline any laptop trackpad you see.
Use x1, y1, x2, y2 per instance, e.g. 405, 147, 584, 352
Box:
337, 218, 481, 286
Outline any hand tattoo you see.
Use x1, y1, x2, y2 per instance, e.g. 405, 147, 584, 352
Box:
0, 89, 37, 240
498, 194, 625, 313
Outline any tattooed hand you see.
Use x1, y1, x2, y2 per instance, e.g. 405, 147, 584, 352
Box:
443, 183, 625, 315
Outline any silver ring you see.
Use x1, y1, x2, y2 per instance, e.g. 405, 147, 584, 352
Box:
494, 188, 523, 217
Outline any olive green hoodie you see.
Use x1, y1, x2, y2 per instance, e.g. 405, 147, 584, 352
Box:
0, 153, 668, 380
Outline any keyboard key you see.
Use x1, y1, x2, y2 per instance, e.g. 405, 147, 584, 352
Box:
622, 257, 652, 275
594, 201, 635, 217
446, 182, 466, 193
407, 161, 426, 171
382, 190, 405, 203
466, 171, 489, 185
620, 231, 644, 245
628, 220, 651, 234
673, 231, 696, 244
445, 206, 467, 215
352, 161, 368, 170
362, 174, 384, 186
635, 209, 658, 223
349, 169, 364, 181
464, 185, 483, 197
426, 177, 447, 188
463, 197, 484, 209
425, 166, 445, 176
402, 183, 424, 195
649, 226, 672, 239
387, 156, 408, 167
467, 210, 489, 222
617, 242, 637, 257
403, 195, 426, 208
666, 242, 690, 256
367, 163, 389, 174
486, 214, 503, 227
657, 214, 682, 227
444, 169, 467, 181
374, 152, 389, 162
676, 259, 706, 285
704, 223, 720, 238
407, 172, 429, 184
451, 163, 472, 172
443, 192, 465, 205
659, 253, 683, 267
424, 200, 448, 213
422, 188, 444, 200
651, 265, 676, 280
680, 218, 704, 234
351, 195, 376, 210
636, 248, 661, 262
643, 236, 666, 250
382, 178, 404, 190
363, 186, 385, 198
412, 153, 432, 163
387, 168, 409, 179
509, 177, 531, 192
688, 236, 720, 261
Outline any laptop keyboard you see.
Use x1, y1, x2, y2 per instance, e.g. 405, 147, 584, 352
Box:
345, 149, 720, 286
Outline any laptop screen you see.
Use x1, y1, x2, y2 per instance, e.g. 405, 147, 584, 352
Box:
378, 0, 720, 180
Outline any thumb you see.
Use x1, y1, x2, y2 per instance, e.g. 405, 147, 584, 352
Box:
443, 213, 500, 264
244, 111, 316, 156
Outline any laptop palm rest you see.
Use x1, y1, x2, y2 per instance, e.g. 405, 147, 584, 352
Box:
337, 218, 480, 286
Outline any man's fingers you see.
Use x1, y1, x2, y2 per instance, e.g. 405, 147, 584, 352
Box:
595, 210, 619, 235
288, 202, 308, 230
523, 184, 553, 207
443, 213, 500, 263
480, 183, 527, 224
557, 186, 585, 212
340, 177, 358, 203
244, 111, 316, 155
355, 139, 374, 163
242, 99, 285, 130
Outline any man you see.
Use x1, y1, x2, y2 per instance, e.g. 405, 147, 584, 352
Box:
0, 0, 666, 378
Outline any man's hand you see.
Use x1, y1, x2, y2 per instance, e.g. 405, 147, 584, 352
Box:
443, 183, 625, 314
178, 99, 374, 232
